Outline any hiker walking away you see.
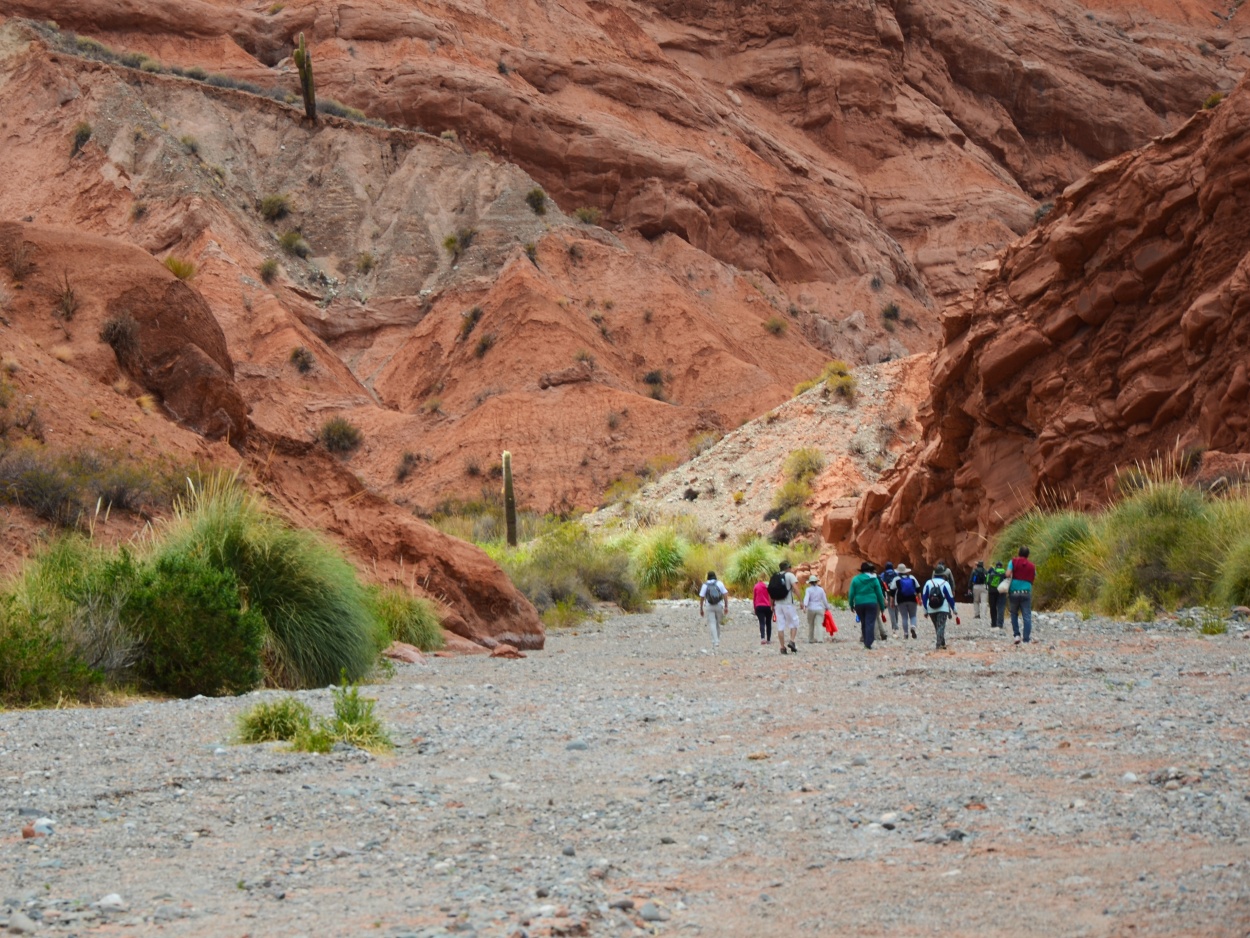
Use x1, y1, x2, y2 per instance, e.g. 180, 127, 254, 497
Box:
880, 562, 900, 637
802, 574, 830, 643
1006, 547, 1036, 644
893, 564, 920, 639
698, 571, 729, 651
986, 560, 1008, 629
848, 561, 887, 650
752, 576, 774, 646
968, 561, 988, 620
922, 564, 958, 650
769, 561, 800, 655
934, 560, 955, 590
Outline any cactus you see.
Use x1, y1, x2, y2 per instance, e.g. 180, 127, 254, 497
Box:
502, 451, 517, 548
293, 32, 316, 122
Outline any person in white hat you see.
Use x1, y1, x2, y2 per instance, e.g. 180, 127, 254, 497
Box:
893, 564, 920, 639
802, 574, 830, 643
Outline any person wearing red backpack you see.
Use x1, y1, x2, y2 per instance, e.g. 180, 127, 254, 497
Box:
1006, 547, 1037, 644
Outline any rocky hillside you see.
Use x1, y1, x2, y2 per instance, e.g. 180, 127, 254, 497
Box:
849, 73, 1250, 569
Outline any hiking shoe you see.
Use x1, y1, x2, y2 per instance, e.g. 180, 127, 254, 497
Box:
780, 645, 787, 655
759, 639, 767, 645
1013, 636, 1022, 645
788, 642, 797, 653
910, 627, 917, 638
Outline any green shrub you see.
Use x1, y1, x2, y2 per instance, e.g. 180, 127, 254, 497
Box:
1215, 533, 1250, 607
0, 593, 103, 705
128, 550, 264, 696
764, 316, 787, 336
319, 416, 362, 454
828, 372, 857, 402
259, 194, 290, 221
1123, 595, 1154, 622
443, 228, 477, 260
367, 585, 444, 651
180, 135, 199, 156
1203, 92, 1224, 110
631, 528, 688, 593
726, 538, 780, 591
881, 302, 900, 321
71, 122, 92, 156
574, 206, 602, 225
497, 523, 646, 615
784, 448, 824, 484
279, 230, 311, 258
525, 187, 547, 215
355, 252, 376, 274
771, 507, 812, 544
321, 679, 391, 751
258, 257, 280, 283
771, 478, 811, 514
160, 475, 384, 688
688, 431, 722, 458
0, 449, 83, 524
475, 333, 496, 358
163, 256, 196, 280
236, 696, 313, 742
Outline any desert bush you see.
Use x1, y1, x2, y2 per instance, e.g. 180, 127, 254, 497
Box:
395, 451, 419, 482
784, 448, 824, 484
828, 372, 857, 402
525, 187, 547, 215
319, 416, 362, 454
180, 135, 199, 156
459, 306, 483, 340
163, 256, 196, 280
6, 240, 35, 281
130, 200, 148, 221
525, 242, 538, 265
1203, 92, 1224, 110
1034, 202, 1055, 225
764, 316, 787, 336
0, 448, 83, 524
315, 679, 392, 752
127, 550, 264, 696
100, 312, 141, 363
574, 348, 595, 366
631, 527, 688, 593
642, 370, 665, 387
279, 231, 311, 258
688, 431, 722, 458
0, 592, 103, 706
475, 333, 496, 358
55, 272, 79, 320
574, 206, 602, 225
259, 194, 290, 221
770, 507, 813, 544
71, 122, 92, 156
726, 538, 782, 591
1215, 532, 1250, 607
732, 490, 745, 505
236, 696, 313, 743
771, 478, 811, 515
366, 585, 444, 651
317, 98, 370, 122
289, 346, 315, 373
258, 257, 280, 282
443, 228, 477, 260
159, 475, 384, 688
355, 252, 376, 274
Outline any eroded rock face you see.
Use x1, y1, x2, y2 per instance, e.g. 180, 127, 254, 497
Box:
0, 222, 247, 444
850, 78, 1250, 567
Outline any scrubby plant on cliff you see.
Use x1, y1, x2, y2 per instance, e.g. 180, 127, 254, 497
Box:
279, 230, 312, 258
163, 256, 196, 280
259, 194, 291, 221
289, 346, 315, 373
100, 312, 141, 365
319, 416, 362, 454
764, 316, 787, 336
574, 206, 602, 225
259, 257, 280, 283
525, 187, 547, 215
70, 122, 93, 157
443, 228, 477, 263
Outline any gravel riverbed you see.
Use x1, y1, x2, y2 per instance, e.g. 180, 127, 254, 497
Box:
2, 603, 1249, 936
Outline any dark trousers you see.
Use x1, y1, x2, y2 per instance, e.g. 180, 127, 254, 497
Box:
755, 605, 773, 642
988, 591, 1004, 629
1010, 593, 1033, 642
930, 612, 949, 648
855, 604, 879, 648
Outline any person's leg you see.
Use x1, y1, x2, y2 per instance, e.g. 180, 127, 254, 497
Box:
1022, 595, 1033, 643
756, 606, 766, 642
937, 612, 949, 648
806, 609, 818, 642
988, 592, 1000, 629
902, 602, 917, 637
856, 604, 875, 648
973, 585, 986, 619
706, 605, 722, 647
888, 601, 899, 633
765, 607, 773, 644
1009, 595, 1021, 641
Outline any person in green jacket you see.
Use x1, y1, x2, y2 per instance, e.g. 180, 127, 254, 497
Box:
848, 561, 887, 649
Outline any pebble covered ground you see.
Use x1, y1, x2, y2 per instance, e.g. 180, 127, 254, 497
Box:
2, 604, 1249, 937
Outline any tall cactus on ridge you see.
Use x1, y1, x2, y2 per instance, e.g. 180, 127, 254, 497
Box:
502, 451, 517, 548
293, 32, 316, 122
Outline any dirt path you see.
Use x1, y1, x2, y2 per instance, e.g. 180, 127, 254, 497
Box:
2, 604, 1249, 936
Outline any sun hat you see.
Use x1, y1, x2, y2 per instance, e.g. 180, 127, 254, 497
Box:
808, 575, 820, 584
896, 564, 911, 575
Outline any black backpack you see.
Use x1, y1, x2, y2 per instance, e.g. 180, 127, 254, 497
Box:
704, 581, 724, 605
971, 568, 987, 585
767, 571, 789, 601
926, 582, 947, 611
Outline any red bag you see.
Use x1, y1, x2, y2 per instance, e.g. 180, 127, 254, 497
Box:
823, 610, 837, 635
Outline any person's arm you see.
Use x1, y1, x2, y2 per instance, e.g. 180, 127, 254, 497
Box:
698, 584, 705, 616
875, 578, 886, 609
722, 582, 729, 612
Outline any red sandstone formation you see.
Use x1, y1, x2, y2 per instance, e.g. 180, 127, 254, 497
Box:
850, 75, 1250, 568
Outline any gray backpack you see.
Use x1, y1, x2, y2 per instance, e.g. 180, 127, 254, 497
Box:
705, 581, 724, 605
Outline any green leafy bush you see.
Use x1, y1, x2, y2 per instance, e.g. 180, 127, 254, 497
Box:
726, 538, 781, 591
631, 527, 688, 593
128, 551, 264, 696
259, 194, 290, 221
764, 316, 787, 336
236, 696, 313, 743
574, 206, 602, 225
319, 416, 362, 454
258, 257, 280, 283
525, 187, 547, 215
163, 256, 196, 280
771, 479, 812, 515
0, 593, 103, 705
367, 585, 444, 651
279, 230, 311, 258
784, 448, 824, 484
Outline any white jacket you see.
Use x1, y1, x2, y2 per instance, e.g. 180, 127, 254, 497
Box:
921, 578, 956, 615
802, 585, 828, 611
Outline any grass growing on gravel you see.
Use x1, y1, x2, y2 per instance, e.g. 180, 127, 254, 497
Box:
236, 680, 392, 753
993, 474, 1250, 617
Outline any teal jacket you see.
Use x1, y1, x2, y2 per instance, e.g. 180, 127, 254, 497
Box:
848, 572, 886, 609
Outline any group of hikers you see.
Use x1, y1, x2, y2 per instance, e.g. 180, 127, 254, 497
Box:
697, 548, 1038, 652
